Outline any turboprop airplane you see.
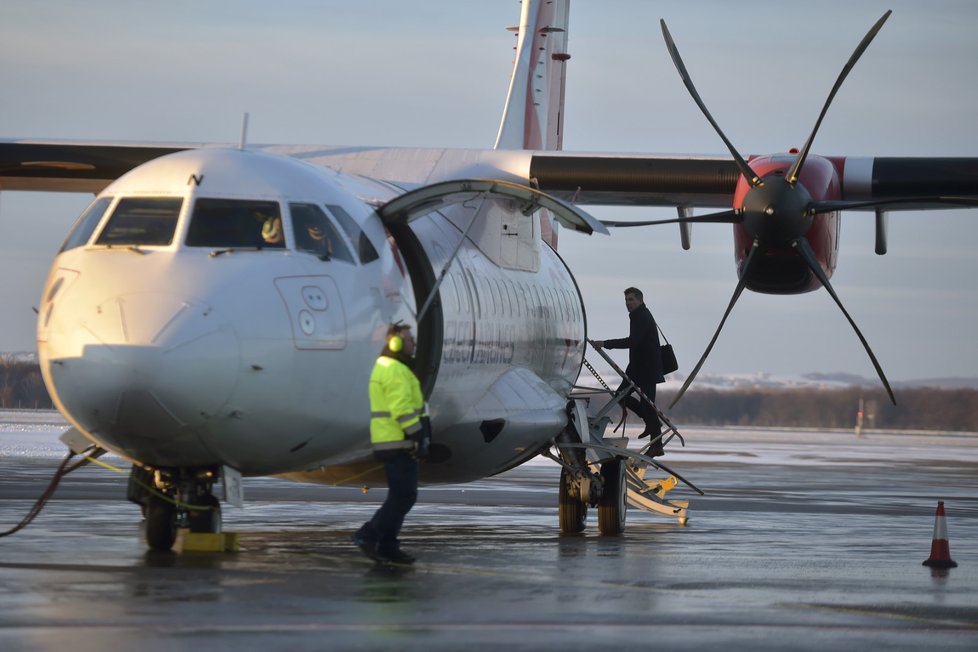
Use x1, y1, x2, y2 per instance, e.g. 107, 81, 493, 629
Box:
2, 1, 978, 550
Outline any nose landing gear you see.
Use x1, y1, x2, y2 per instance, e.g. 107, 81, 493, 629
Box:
127, 465, 224, 551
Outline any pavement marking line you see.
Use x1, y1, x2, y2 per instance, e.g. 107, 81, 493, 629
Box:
796, 602, 978, 629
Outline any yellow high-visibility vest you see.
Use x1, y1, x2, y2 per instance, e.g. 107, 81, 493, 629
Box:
369, 355, 425, 452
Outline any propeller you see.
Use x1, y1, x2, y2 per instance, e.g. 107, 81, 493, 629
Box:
653, 12, 897, 406
660, 21, 760, 188
786, 11, 892, 186
601, 209, 739, 228
670, 239, 762, 407
792, 237, 894, 404
812, 196, 978, 213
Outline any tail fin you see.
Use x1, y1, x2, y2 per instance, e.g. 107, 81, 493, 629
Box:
494, 0, 570, 247
494, 0, 570, 152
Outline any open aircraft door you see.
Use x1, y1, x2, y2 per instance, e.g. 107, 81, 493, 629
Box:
377, 179, 607, 394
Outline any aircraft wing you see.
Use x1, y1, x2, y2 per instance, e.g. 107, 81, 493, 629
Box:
0, 141, 197, 193
4, 140, 978, 213
528, 153, 978, 212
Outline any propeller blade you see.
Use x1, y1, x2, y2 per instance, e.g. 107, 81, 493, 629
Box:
660, 20, 760, 188
812, 196, 978, 213
792, 237, 896, 404
786, 11, 892, 185
670, 239, 762, 408
601, 209, 740, 228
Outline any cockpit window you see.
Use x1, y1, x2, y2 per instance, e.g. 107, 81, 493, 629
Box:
290, 203, 354, 263
326, 204, 380, 263
186, 199, 284, 249
95, 197, 182, 246
61, 196, 112, 252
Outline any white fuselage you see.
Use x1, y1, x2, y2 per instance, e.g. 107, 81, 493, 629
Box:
38, 148, 585, 485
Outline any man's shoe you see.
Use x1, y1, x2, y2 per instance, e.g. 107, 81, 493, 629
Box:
645, 441, 665, 457
638, 427, 661, 439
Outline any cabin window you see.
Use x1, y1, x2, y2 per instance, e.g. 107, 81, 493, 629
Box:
290, 203, 354, 263
96, 197, 183, 246
61, 196, 112, 252
325, 204, 380, 263
185, 198, 284, 249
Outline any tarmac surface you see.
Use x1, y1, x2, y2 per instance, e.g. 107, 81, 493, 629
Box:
1, 409, 977, 651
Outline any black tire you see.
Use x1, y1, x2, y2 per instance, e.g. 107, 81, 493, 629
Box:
558, 467, 587, 534
145, 497, 177, 551
598, 458, 627, 536
187, 494, 222, 534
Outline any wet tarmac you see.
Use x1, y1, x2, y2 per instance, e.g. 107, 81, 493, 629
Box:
1, 410, 977, 650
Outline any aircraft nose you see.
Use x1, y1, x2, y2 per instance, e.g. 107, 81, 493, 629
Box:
46, 293, 240, 464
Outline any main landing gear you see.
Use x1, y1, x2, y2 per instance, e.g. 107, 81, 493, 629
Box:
127, 465, 223, 551
555, 429, 631, 536
549, 363, 704, 535
598, 457, 627, 535
557, 438, 630, 536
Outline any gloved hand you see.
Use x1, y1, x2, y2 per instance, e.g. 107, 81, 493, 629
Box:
413, 416, 432, 461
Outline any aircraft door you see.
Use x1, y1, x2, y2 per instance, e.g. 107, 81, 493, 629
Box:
383, 221, 443, 396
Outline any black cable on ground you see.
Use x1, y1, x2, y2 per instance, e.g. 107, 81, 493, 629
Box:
0, 449, 77, 538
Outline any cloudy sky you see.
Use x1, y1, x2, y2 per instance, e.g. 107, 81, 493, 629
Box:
1, 0, 977, 383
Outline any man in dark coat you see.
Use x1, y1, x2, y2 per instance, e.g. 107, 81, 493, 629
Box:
594, 287, 666, 456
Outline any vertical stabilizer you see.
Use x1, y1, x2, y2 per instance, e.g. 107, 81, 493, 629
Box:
495, 0, 570, 151
495, 0, 571, 246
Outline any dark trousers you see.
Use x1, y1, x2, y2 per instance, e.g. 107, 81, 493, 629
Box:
616, 378, 661, 434
361, 451, 418, 553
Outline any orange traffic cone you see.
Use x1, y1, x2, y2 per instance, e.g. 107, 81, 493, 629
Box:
923, 501, 958, 568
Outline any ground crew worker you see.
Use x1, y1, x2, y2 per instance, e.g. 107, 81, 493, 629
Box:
352, 323, 431, 564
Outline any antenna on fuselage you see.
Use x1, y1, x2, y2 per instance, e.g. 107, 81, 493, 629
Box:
238, 112, 250, 150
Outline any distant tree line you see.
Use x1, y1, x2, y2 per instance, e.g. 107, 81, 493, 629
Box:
0, 357, 53, 409
2, 357, 977, 431
660, 387, 978, 432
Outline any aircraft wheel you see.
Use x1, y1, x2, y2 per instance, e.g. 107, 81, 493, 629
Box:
558, 467, 587, 534
598, 458, 627, 536
188, 494, 222, 534
145, 497, 177, 551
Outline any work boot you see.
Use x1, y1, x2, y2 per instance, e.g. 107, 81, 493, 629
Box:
376, 545, 416, 565
352, 530, 380, 561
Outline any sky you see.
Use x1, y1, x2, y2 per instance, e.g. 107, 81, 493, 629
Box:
1, 0, 977, 383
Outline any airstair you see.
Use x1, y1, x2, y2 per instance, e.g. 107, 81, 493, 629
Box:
547, 339, 702, 533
